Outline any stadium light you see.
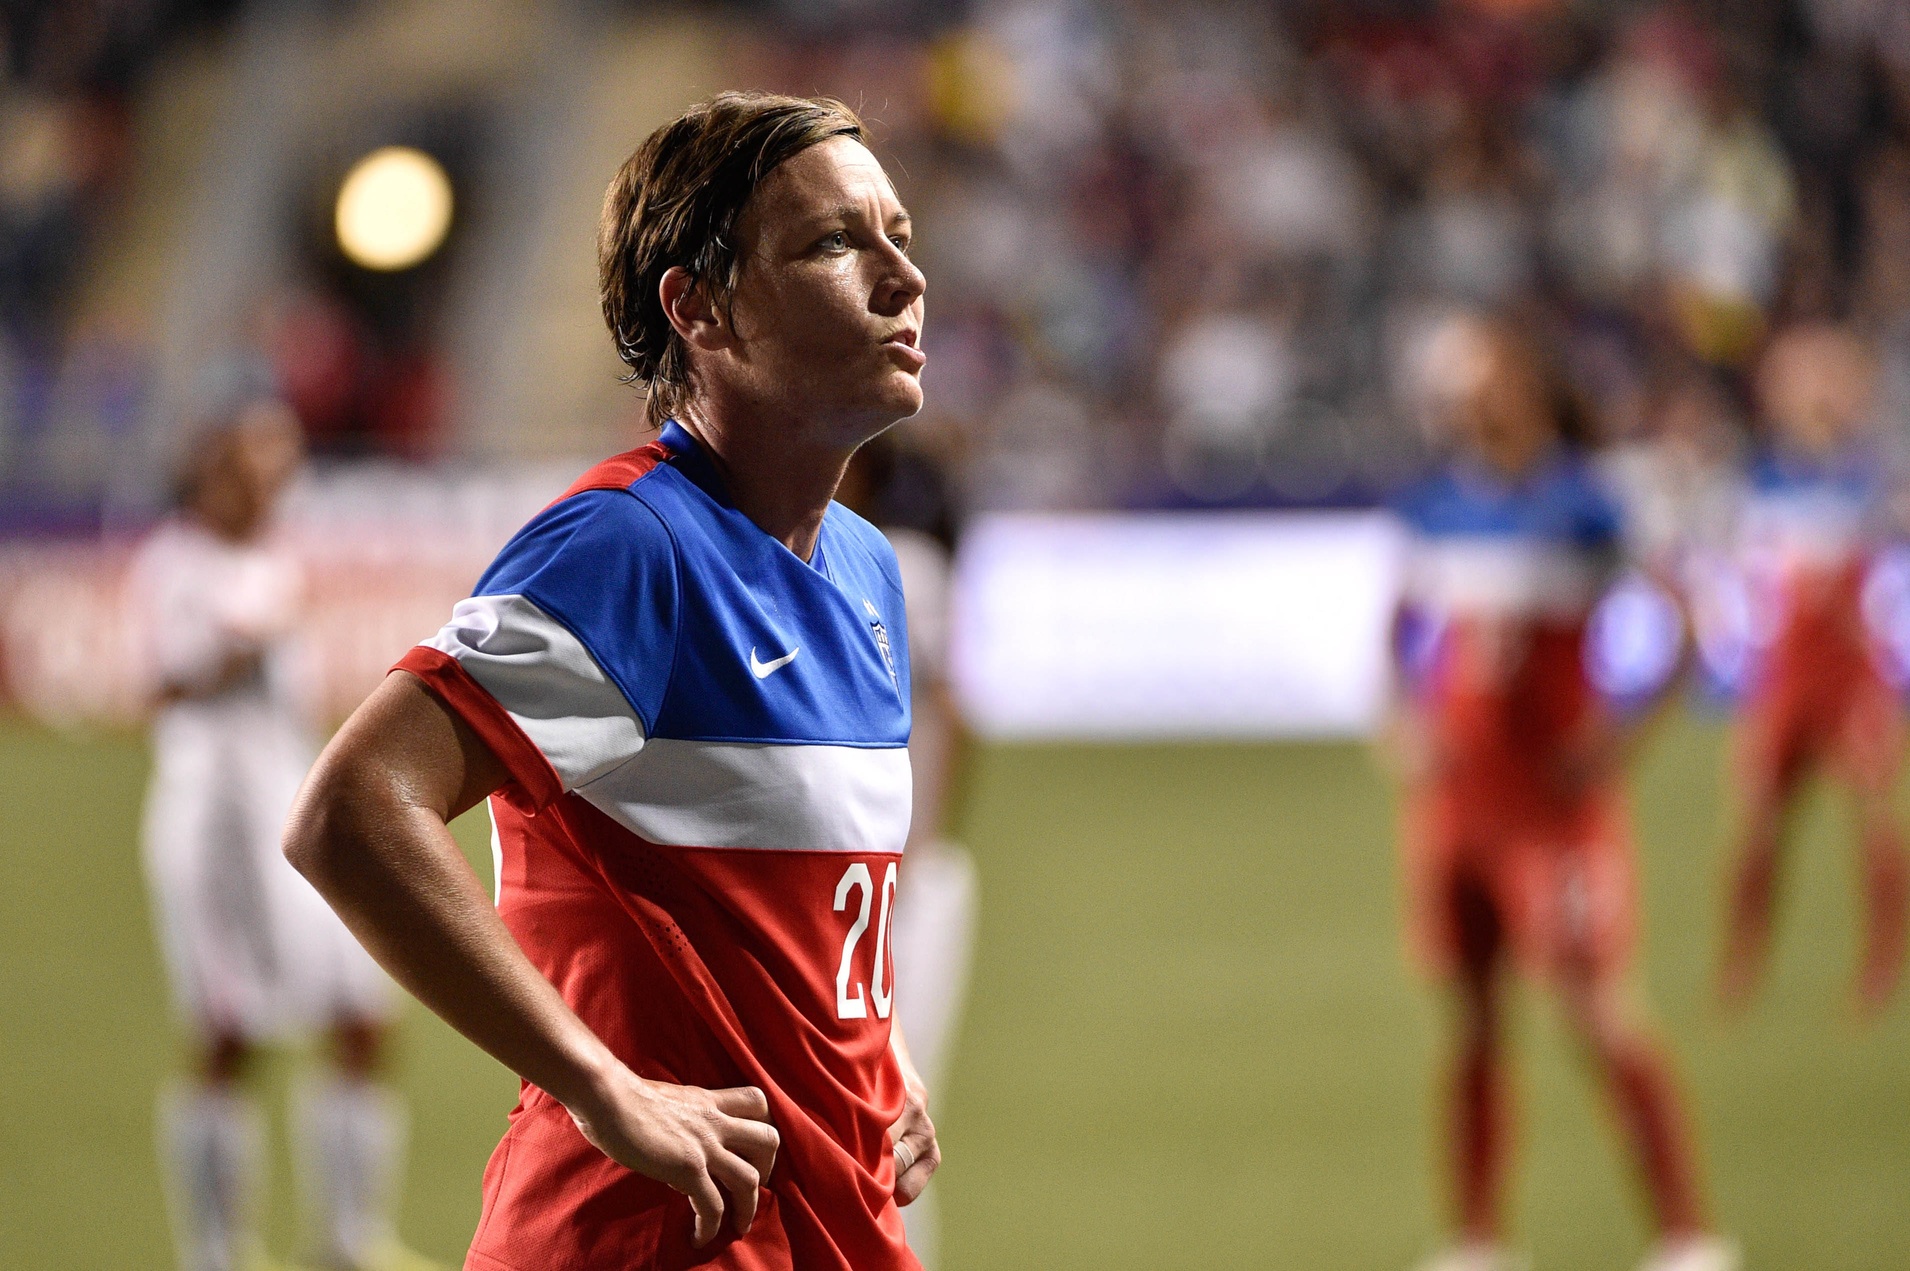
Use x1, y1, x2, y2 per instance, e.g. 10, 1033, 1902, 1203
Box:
334, 146, 453, 271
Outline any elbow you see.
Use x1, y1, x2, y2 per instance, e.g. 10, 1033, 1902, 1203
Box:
281, 765, 350, 889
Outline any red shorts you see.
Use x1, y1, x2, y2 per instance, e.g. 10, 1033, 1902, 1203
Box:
1403, 784, 1637, 985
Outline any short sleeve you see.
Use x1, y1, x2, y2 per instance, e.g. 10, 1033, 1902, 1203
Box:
396, 488, 680, 810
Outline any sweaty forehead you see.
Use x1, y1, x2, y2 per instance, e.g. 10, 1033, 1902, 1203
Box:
744, 137, 901, 233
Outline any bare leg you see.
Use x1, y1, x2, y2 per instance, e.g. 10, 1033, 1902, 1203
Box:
1850, 782, 1908, 1016
1718, 766, 1796, 1015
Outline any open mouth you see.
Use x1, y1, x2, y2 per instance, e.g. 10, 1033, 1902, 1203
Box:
881, 328, 920, 349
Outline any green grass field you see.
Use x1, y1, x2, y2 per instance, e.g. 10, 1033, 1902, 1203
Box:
1, 713, 1905, 1268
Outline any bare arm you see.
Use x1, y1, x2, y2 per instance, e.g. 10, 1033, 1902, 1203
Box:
283, 671, 778, 1245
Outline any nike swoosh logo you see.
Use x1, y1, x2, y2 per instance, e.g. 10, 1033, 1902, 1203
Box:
749, 646, 800, 679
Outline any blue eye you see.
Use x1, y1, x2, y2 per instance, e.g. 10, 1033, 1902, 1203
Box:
825, 231, 848, 251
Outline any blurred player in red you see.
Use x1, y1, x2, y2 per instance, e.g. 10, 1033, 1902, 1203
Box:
130, 400, 435, 1271
1717, 324, 1909, 1015
1389, 318, 1733, 1271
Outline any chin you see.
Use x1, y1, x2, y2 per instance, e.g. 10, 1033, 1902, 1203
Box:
851, 378, 924, 424
888, 383, 925, 419
882, 368, 925, 415
809, 372, 925, 443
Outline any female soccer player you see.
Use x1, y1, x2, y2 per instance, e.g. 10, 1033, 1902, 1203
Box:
1717, 323, 1909, 1015
1389, 317, 1734, 1271
285, 93, 938, 1270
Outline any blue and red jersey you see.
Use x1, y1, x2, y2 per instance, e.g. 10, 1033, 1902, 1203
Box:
1393, 454, 1631, 818
398, 420, 920, 1271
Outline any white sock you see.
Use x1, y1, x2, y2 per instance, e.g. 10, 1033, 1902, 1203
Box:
291, 1075, 406, 1266
892, 842, 979, 1095
158, 1083, 265, 1271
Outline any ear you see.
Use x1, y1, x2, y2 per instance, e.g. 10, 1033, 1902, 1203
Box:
660, 266, 731, 353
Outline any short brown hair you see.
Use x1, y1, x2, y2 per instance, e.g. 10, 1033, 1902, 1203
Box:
598, 91, 868, 426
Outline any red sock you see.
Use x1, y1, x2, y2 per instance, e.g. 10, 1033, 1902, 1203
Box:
1720, 826, 1781, 1007
1859, 827, 1908, 1011
1451, 1030, 1508, 1241
1602, 1038, 1705, 1237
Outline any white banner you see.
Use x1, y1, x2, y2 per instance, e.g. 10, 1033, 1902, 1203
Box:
951, 512, 1403, 739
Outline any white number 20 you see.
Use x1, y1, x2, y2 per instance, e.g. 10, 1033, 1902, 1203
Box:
833, 861, 897, 1021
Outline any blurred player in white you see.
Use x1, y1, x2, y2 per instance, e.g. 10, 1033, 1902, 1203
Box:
839, 436, 977, 1270
130, 400, 432, 1271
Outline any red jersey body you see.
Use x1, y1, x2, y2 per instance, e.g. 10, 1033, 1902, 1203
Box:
402, 423, 922, 1270
1737, 450, 1903, 797
1395, 458, 1637, 981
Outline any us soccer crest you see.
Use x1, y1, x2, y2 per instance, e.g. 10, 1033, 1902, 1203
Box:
864, 599, 899, 691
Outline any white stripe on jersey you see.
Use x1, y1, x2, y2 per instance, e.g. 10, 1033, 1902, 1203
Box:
1739, 489, 1869, 568
1406, 539, 1610, 618
423, 593, 646, 790
576, 738, 912, 855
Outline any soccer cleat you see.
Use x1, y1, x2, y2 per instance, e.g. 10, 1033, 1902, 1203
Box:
1635, 1235, 1742, 1271
1412, 1243, 1531, 1271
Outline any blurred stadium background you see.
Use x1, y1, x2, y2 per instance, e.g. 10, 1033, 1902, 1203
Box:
3, 0, 1909, 1266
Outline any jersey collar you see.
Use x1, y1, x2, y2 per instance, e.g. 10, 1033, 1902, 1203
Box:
658, 419, 734, 507
657, 418, 833, 574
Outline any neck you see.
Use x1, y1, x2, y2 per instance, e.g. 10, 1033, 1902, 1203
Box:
678, 395, 863, 562
190, 502, 260, 543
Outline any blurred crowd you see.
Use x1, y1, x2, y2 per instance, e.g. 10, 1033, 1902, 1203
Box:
10, 0, 1910, 527
771, 0, 1910, 516
0, 0, 237, 526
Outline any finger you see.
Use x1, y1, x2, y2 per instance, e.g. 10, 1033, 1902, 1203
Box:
889, 1105, 935, 1156
708, 1149, 763, 1236
720, 1115, 780, 1177
896, 1153, 938, 1204
684, 1170, 724, 1248
709, 1085, 772, 1122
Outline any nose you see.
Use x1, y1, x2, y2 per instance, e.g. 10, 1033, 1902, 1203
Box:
876, 242, 926, 316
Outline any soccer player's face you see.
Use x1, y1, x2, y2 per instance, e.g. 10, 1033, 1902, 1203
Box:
1459, 340, 1554, 478
725, 137, 926, 443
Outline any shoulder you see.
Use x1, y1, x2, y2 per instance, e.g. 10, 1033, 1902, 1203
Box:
554, 438, 674, 501
1391, 469, 1447, 525
1551, 453, 1620, 510
1540, 455, 1622, 544
1398, 470, 1497, 538
476, 480, 679, 601
469, 466, 687, 698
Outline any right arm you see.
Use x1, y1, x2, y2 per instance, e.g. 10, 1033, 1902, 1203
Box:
283, 670, 778, 1246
